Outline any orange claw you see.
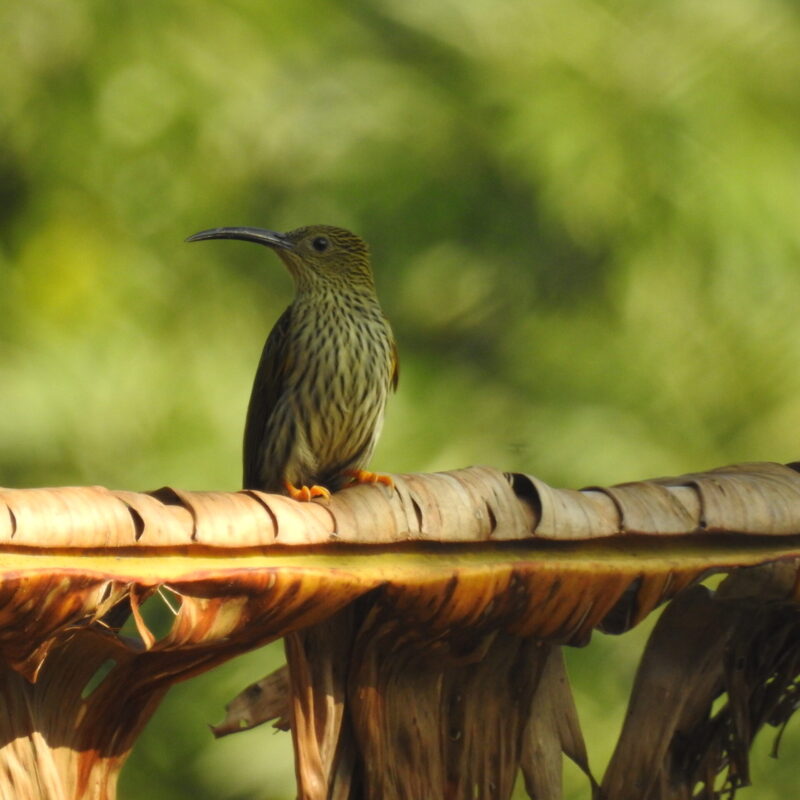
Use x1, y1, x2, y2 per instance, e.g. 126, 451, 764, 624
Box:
346, 469, 394, 490
283, 480, 331, 502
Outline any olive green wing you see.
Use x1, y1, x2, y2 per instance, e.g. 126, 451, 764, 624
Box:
242, 306, 294, 490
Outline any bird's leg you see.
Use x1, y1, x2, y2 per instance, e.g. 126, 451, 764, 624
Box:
345, 469, 394, 490
283, 480, 331, 502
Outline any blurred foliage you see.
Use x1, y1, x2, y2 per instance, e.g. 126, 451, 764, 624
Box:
2, 0, 800, 797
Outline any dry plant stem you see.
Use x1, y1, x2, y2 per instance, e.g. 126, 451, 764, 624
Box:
284, 594, 593, 800
351, 626, 545, 800
0, 566, 358, 800
602, 563, 800, 800
0, 631, 165, 800
521, 647, 596, 800
285, 608, 359, 800
4, 464, 800, 548
0, 463, 799, 799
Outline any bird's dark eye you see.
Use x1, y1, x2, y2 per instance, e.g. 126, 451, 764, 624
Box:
311, 236, 330, 252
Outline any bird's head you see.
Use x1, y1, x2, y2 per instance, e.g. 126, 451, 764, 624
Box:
187, 224, 374, 294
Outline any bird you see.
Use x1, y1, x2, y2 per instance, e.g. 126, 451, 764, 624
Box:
186, 224, 397, 501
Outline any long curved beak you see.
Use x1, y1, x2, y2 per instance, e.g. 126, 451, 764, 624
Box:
185, 227, 294, 250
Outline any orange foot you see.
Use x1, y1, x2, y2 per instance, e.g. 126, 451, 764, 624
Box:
283, 480, 331, 502
346, 469, 394, 490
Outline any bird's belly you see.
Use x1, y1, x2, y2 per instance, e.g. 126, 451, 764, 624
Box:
300, 370, 383, 456
286, 350, 389, 485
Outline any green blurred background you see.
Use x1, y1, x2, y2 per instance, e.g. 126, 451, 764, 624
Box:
2, 0, 800, 796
